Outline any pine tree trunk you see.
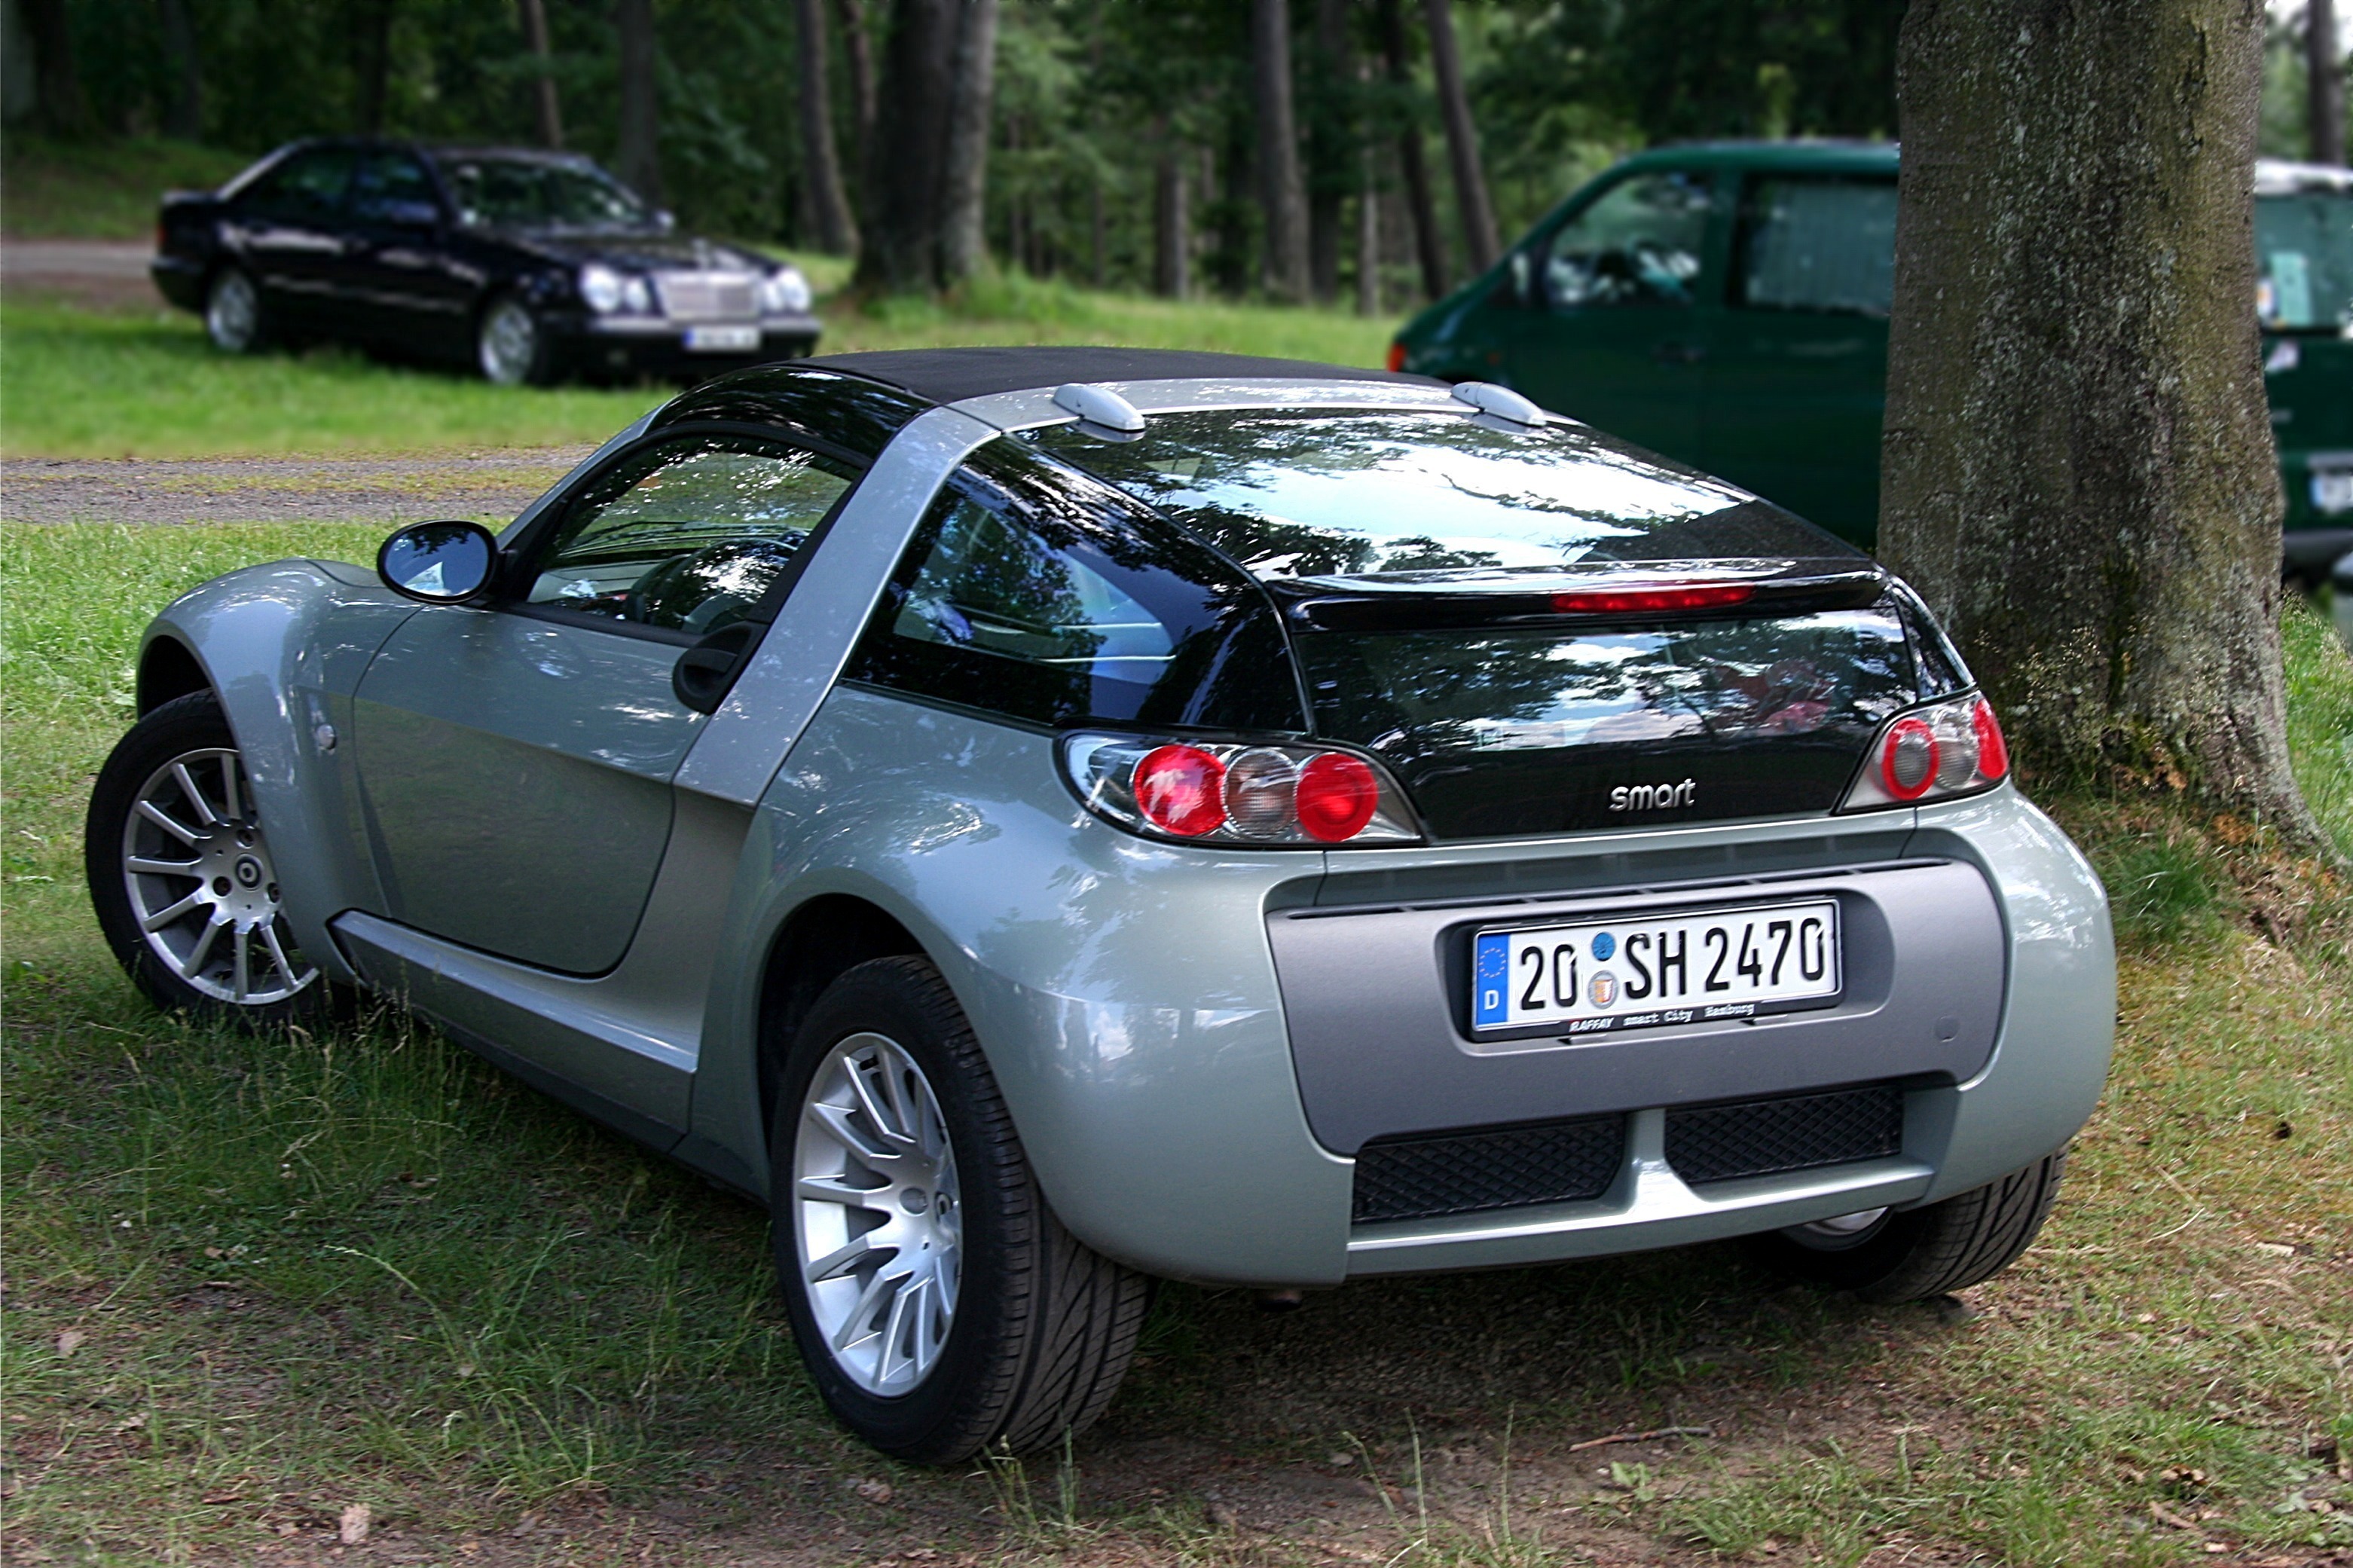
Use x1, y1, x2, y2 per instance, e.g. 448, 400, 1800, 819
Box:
1377, 0, 1447, 299
1251, 0, 1312, 303
1306, 0, 1351, 304
351, 0, 395, 136
938, 0, 998, 284
21, 0, 93, 136
1355, 139, 1380, 316
834, 0, 879, 202
2312, 0, 2346, 167
616, 0, 663, 206
159, 0, 203, 140
517, 0, 562, 148
1878, 0, 2323, 844
1155, 133, 1190, 300
1422, 0, 1496, 273
854, 0, 955, 294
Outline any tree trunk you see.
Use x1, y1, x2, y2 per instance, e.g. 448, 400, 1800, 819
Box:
517, 0, 563, 148
1878, 0, 2322, 842
794, 0, 857, 252
938, 0, 998, 284
854, 0, 955, 293
1306, 0, 1351, 304
1155, 129, 1190, 299
1377, 0, 1447, 298
616, 0, 663, 206
1355, 139, 1380, 315
1251, 0, 1312, 303
20, 0, 93, 136
158, 0, 202, 140
2312, 0, 2346, 167
1422, 0, 1496, 273
834, 0, 879, 209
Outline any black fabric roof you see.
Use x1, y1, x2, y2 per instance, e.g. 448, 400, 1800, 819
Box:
793, 346, 1438, 405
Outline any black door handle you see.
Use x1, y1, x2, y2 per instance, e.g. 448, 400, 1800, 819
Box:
1651, 341, 1707, 365
672, 620, 762, 714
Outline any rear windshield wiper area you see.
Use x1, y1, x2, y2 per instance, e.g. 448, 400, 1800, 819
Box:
1269, 561, 1892, 634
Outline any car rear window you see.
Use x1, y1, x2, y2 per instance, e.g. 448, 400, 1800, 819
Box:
1036, 410, 1850, 585
845, 439, 1304, 732
2257, 189, 2353, 332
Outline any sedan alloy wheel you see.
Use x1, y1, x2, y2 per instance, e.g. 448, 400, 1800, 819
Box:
204, 268, 264, 353
477, 298, 544, 386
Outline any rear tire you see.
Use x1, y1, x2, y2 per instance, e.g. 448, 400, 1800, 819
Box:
1748, 1152, 2066, 1303
476, 295, 553, 386
771, 956, 1151, 1464
204, 267, 268, 354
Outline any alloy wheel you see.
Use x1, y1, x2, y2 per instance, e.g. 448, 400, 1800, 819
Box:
119, 746, 316, 1007
793, 1031, 962, 1396
205, 271, 260, 353
477, 300, 539, 385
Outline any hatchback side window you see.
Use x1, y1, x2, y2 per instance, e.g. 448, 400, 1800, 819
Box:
522, 438, 857, 635
349, 152, 442, 227
1734, 177, 1899, 316
243, 148, 359, 224
1543, 171, 1714, 309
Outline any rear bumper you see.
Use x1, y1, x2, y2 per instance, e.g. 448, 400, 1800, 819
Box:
150, 254, 205, 312
2284, 524, 2353, 575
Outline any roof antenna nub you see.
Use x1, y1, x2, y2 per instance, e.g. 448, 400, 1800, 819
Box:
1052, 382, 1147, 439
1450, 381, 1548, 428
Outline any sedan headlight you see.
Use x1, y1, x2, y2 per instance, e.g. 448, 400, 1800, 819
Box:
579, 263, 625, 313
759, 267, 811, 315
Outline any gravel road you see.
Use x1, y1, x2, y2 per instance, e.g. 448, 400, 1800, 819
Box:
0, 449, 597, 527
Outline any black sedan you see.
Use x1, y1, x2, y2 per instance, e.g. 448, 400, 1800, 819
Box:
150, 139, 822, 385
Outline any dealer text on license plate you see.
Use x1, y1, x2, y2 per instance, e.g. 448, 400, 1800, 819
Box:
2312, 469, 2353, 515
685, 325, 761, 353
1471, 899, 1840, 1035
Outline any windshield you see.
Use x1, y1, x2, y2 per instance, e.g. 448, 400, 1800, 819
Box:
1036, 410, 1850, 588
442, 157, 652, 231
2257, 190, 2353, 332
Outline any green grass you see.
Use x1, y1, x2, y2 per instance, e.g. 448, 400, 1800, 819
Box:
3, 525, 2348, 1564
0, 273, 1393, 459
1, 136, 252, 240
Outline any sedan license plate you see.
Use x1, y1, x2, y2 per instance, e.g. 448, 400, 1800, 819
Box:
1471, 899, 1840, 1036
2312, 469, 2353, 515
684, 324, 761, 353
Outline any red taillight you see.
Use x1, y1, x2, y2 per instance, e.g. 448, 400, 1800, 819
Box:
1386, 341, 1407, 373
1295, 752, 1380, 842
1973, 698, 2009, 780
1879, 716, 1939, 800
1132, 744, 1227, 836
1551, 582, 1756, 616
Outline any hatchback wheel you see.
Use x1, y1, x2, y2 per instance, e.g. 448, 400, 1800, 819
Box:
204, 267, 267, 354
476, 295, 550, 386
84, 691, 325, 1025
1749, 1152, 2066, 1302
772, 956, 1151, 1463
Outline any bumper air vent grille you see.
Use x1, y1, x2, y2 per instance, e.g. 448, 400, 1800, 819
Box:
1664, 1084, 1904, 1187
1352, 1114, 1624, 1224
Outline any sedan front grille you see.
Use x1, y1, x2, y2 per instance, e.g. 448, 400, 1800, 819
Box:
1663, 1084, 1904, 1186
655, 271, 759, 321
1352, 1114, 1624, 1224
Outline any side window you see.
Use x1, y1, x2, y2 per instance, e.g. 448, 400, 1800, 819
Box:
848, 442, 1305, 732
243, 148, 358, 224
523, 438, 857, 634
349, 152, 442, 226
1735, 177, 1899, 316
1544, 171, 1714, 309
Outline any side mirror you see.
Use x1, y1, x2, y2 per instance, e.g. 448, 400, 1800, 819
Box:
378, 521, 497, 604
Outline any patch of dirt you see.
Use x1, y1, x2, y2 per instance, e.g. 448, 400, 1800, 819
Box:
0, 451, 594, 527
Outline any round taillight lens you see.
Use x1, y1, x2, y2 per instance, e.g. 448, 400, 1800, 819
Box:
1973, 698, 2008, 781
1133, 744, 1227, 836
1223, 747, 1298, 839
1932, 705, 1979, 789
1295, 752, 1380, 842
1880, 716, 1939, 800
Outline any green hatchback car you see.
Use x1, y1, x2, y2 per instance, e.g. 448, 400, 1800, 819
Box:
1394, 142, 2353, 577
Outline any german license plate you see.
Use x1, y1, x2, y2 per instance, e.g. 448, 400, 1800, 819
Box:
1471, 899, 1841, 1036
2312, 469, 2353, 515
684, 324, 760, 353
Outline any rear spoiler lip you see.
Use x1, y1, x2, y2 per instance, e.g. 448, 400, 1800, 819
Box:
1270, 564, 1894, 633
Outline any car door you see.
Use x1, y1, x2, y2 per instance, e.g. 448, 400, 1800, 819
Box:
350, 431, 859, 975
1508, 167, 1720, 464
228, 145, 360, 336
1702, 173, 1899, 546
343, 149, 472, 359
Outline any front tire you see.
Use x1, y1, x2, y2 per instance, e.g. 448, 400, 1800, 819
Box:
772, 956, 1151, 1464
204, 267, 268, 354
84, 691, 326, 1026
476, 295, 552, 386
1749, 1152, 2067, 1302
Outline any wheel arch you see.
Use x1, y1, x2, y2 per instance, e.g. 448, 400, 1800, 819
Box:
753, 891, 927, 1145
137, 634, 215, 715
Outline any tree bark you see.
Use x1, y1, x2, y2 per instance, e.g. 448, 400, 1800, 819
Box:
158, 0, 203, 140
1154, 127, 1190, 299
938, 0, 998, 283
517, 0, 563, 148
794, 0, 857, 252
1878, 0, 2322, 842
1422, 0, 1496, 273
1355, 137, 1380, 316
20, 0, 93, 136
1251, 0, 1312, 303
616, 0, 663, 206
1377, 0, 1447, 298
2311, 0, 2346, 167
1306, 0, 1351, 304
854, 0, 955, 293
834, 0, 879, 198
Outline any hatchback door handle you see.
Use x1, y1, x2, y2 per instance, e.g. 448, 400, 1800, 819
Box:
1651, 342, 1707, 365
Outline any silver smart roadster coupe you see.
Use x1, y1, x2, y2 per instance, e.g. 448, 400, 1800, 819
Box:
85, 348, 2116, 1463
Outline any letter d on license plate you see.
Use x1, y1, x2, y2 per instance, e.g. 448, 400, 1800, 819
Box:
1470, 898, 1840, 1035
